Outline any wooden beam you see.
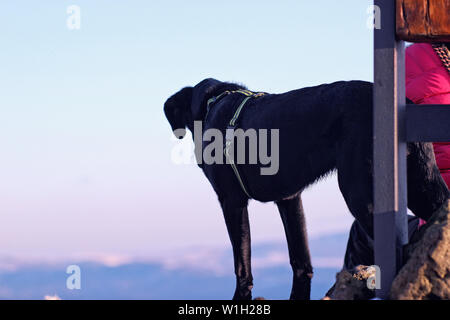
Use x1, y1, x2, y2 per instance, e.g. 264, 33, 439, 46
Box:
406, 105, 450, 142
374, 0, 409, 299
396, 0, 450, 42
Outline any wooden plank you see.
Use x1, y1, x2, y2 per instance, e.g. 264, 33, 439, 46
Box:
374, 0, 409, 300
396, 0, 450, 42
406, 105, 450, 142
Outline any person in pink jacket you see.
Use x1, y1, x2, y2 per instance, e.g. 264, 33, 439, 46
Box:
325, 43, 450, 298
406, 43, 450, 189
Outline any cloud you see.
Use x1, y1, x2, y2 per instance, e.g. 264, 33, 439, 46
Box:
75, 254, 134, 268
157, 246, 343, 274
158, 248, 231, 276
0, 233, 345, 276
312, 257, 343, 269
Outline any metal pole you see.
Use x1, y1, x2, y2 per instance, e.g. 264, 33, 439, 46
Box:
373, 0, 408, 299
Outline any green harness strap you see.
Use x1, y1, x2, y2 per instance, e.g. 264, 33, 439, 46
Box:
208, 89, 265, 199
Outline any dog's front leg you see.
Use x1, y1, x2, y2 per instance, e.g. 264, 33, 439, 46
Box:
220, 200, 253, 300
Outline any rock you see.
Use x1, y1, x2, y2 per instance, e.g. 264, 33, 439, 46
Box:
390, 199, 450, 300
324, 199, 450, 300
325, 265, 376, 300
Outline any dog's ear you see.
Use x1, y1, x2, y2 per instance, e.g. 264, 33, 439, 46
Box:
191, 78, 222, 121
164, 87, 193, 139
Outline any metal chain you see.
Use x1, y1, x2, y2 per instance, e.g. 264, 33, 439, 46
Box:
432, 43, 450, 76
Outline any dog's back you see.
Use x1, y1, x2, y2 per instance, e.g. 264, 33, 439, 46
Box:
203, 80, 373, 202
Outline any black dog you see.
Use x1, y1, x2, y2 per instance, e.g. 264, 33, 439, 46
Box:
164, 78, 449, 300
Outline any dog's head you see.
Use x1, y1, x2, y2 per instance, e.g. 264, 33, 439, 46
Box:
164, 78, 222, 139
164, 86, 193, 139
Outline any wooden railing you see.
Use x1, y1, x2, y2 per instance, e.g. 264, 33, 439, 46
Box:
373, 0, 450, 299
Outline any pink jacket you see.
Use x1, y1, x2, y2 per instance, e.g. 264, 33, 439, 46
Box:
405, 43, 450, 188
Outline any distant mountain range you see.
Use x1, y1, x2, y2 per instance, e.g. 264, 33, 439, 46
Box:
0, 233, 349, 300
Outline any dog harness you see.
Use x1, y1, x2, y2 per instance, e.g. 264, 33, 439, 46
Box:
206, 89, 266, 198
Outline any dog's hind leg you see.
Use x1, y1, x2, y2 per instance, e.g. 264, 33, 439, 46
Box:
337, 148, 375, 238
276, 194, 313, 300
336, 117, 375, 238
406, 142, 449, 220
337, 140, 449, 238
220, 200, 253, 300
